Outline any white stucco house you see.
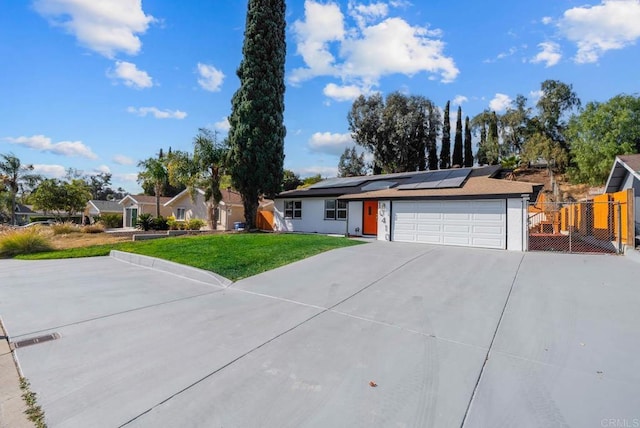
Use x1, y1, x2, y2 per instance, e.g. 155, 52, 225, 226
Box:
163, 188, 248, 231
274, 166, 542, 251
119, 195, 173, 228
604, 154, 640, 243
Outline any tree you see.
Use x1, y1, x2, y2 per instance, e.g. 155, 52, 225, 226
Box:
473, 110, 499, 165
87, 172, 126, 200
282, 169, 302, 191
439, 101, 451, 169
302, 174, 323, 187
348, 92, 439, 173
567, 94, 640, 185
32, 178, 91, 220
522, 133, 568, 195
137, 156, 169, 217
338, 147, 367, 177
228, 0, 286, 230
0, 153, 41, 225
463, 116, 473, 167
535, 79, 581, 150
168, 129, 229, 229
501, 94, 532, 155
452, 106, 463, 167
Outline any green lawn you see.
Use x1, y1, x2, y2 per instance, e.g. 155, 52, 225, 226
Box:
16, 233, 364, 281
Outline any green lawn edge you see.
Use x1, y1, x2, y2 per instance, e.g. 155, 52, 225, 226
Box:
15, 233, 365, 281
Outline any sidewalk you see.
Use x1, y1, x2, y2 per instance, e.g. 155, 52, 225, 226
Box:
0, 321, 32, 428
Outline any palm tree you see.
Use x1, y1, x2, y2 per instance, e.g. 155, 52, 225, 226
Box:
137, 156, 168, 217
168, 129, 228, 229
0, 153, 40, 225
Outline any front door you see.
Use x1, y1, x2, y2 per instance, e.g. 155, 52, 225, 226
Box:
363, 201, 378, 235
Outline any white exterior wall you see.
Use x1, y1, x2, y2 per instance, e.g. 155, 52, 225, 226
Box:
377, 200, 391, 241
169, 193, 209, 221
347, 201, 363, 235
507, 197, 526, 251
274, 198, 348, 234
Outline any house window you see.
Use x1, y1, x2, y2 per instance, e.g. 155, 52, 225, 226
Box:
176, 207, 186, 221
325, 200, 347, 220
284, 200, 302, 219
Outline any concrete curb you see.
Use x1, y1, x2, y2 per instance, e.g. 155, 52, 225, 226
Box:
0, 318, 33, 428
109, 251, 233, 288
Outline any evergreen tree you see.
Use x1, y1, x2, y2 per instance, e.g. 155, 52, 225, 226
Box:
228, 0, 286, 229
439, 101, 451, 169
452, 106, 463, 167
463, 116, 473, 167
338, 147, 367, 177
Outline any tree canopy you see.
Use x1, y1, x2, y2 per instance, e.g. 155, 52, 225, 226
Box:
338, 147, 367, 177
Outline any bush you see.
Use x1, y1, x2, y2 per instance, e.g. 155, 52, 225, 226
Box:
187, 218, 205, 230
136, 213, 153, 231
152, 216, 169, 231
51, 222, 80, 235
81, 224, 105, 234
167, 215, 179, 230
0, 227, 53, 257
98, 213, 123, 228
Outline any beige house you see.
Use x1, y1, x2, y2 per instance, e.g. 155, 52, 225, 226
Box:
164, 188, 247, 231
119, 195, 173, 228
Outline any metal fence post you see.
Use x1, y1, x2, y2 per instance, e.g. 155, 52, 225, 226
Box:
617, 202, 623, 254
568, 203, 572, 253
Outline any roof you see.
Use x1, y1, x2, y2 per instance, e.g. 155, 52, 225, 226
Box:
604, 154, 640, 193
87, 200, 122, 213
277, 166, 540, 201
120, 194, 173, 205
163, 188, 247, 207
15, 204, 35, 214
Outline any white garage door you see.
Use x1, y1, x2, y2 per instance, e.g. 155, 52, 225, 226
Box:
392, 200, 506, 249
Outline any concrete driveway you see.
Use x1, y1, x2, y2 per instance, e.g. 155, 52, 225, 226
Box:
0, 242, 639, 427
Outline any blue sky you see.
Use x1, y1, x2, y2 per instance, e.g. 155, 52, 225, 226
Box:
2, 0, 639, 193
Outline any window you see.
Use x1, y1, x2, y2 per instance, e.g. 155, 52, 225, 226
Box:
284, 200, 302, 219
325, 200, 347, 220
176, 207, 186, 221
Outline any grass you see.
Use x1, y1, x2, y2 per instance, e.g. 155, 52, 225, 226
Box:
16, 233, 364, 280
0, 227, 53, 257
20, 378, 46, 427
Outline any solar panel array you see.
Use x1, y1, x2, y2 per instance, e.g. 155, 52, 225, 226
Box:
396, 168, 471, 190
360, 180, 398, 191
308, 176, 369, 189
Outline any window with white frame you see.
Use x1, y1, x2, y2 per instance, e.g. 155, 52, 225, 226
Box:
176, 207, 186, 221
325, 199, 347, 220
284, 200, 302, 219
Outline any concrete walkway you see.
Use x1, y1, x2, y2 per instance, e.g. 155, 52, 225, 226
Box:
0, 242, 638, 427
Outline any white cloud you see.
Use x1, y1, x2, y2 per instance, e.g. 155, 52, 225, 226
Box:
95, 165, 111, 174
541, 16, 553, 25
290, 1, 458, 94
323, 83, 367, 102
32, 164, 67, 178
127, 106, 187, 119
33, 0, 155, 58
295, 165, 339, 178
113, 154, 134, 165
214, 117, 230, 133
531, 41, 562, 67
308, 132, 354, 155
114, 172, 139, 183
529, 90, 544, 101
197, 63, 225, 92
108, 61, 153, 89
559, 0, 640, 63
489, 93, 512, 112
453, 95, 468, 106
4, 134, 98, 159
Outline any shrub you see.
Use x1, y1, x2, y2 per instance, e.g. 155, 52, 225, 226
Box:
167, 215, 179, 230
51, 222, 80, 235
81, 224, 105, 234
98, 213, 123, 228
136, 213, 153, 231
152, 216, 169, 231
187, 218, 205, 230
0, 227, 53, 257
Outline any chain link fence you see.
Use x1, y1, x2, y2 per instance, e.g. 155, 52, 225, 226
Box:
528, 200, 628, 254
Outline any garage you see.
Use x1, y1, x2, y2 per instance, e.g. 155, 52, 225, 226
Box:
392, 199, 507, 249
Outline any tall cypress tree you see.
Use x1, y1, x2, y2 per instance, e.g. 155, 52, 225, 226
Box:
452, 106, 463, 166
439, 100, 451, 169
228, 0, 286, 229
463, 116, 473, 167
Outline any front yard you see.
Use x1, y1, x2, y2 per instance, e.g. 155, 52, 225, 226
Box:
15, 233, 364, 281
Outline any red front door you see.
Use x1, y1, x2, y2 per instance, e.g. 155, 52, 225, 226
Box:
363, 201, 378, 235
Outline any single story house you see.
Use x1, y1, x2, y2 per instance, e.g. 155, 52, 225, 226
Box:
119, 195, 173, 228
274, 166, 542, 251
84, 200, 122, 224
163, 188, 246, 230
604, 154, 640, 241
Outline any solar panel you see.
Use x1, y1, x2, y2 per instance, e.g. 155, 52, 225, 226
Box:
361, 181, 397, 191
397, 168, 471, 190
308, 177, 369, 189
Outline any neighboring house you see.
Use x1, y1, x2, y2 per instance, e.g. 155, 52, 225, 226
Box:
274, 166, 542, 251
14, 204, 36, 225
84, 200, 122, 224
604, 154, 640, 240
164, 188, 261, 231
119, 195, 173, 227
